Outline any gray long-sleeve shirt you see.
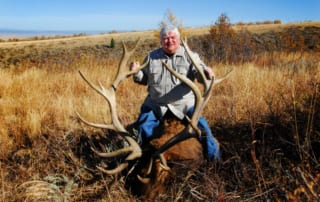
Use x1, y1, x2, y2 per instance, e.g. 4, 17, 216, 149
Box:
133, 45, 208, 120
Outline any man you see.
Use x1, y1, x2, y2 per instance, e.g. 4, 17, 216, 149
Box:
130, 25, 220, 161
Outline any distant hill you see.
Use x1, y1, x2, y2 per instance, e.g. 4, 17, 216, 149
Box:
0, 21, 319, 53
0, 29, 114, 39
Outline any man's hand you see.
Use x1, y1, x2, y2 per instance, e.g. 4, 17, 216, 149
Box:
130, 61, 140, 71
204, 68, 215, 80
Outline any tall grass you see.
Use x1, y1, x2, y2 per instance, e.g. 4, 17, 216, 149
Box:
0, 48, 319, 200
0, 56, 146, 158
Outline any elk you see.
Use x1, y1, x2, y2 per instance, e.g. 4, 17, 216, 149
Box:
77, 39, 232, 200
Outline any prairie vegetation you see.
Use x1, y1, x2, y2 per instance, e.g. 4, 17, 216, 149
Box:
0, 19, 319, 201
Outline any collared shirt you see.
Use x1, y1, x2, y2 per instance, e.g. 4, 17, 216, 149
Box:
133, 45, 208, 120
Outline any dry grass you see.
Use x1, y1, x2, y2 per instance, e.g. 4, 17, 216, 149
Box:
1, 53, 319, 201
0, 58, 143, 155
0, 22, 319, 201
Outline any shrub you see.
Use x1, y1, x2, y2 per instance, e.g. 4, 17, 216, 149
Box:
110, 38, 115, 48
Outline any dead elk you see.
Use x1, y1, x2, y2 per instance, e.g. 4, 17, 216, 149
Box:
77, 39, 232, 200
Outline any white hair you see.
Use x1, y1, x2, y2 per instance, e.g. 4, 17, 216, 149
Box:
160, 25, 180, 40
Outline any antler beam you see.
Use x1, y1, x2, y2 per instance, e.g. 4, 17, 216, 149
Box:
77, 39, 149, 174
162, 39, 233, 136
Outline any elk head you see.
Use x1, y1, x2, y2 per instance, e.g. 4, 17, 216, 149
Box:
77, 39, 232, 200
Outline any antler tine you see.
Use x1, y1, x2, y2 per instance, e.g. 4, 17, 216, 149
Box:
136, 154, 170, 184
97, 162, 129, 175
112, 39, 149, 89
182, 38, 234, 102
92, 136, 142, 175
181, 38, 212, 95
77, 70, 127, 133
76, 112, 117, 130
162, 61, 203, 135
201, 67, 234, 110
91, 136, 142, 160
77, 130, 141, 175
180, 38, 216, 133
137, 158, 153, 184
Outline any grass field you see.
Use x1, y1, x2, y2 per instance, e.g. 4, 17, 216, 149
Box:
0, 21, 319, 201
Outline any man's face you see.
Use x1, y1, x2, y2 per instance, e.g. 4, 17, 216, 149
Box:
161, 31, 180, 55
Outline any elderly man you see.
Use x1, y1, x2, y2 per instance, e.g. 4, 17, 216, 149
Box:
130, 25, 220, 161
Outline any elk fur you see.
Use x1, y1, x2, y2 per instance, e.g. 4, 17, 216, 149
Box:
126, 113, 204, 200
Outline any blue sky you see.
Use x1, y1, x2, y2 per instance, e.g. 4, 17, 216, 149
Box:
0, 0, 319, 31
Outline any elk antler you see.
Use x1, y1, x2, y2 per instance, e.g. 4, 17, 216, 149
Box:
147, 38, 233, 175
162, 38, 233, 136
137, 153, 170, 184
77, 39, 149, 174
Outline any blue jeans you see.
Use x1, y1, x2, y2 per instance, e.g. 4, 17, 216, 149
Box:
136, 105, 160, 143
136, 105, 220, 161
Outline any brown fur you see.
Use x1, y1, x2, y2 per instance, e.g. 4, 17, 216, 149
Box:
128, 116, 204, 201
151, 118, 203, 161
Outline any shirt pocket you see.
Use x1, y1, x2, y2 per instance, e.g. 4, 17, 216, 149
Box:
149, 66, 163, 86
175, 56, 190, 77
172, 64, 189, 84
176, 65, 188, 75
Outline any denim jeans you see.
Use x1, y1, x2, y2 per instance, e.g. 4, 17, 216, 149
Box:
136, 105, 220, 161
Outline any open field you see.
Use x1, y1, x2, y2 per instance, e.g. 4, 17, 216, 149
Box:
1, 21, 319, 48
0, 21, 319, 201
